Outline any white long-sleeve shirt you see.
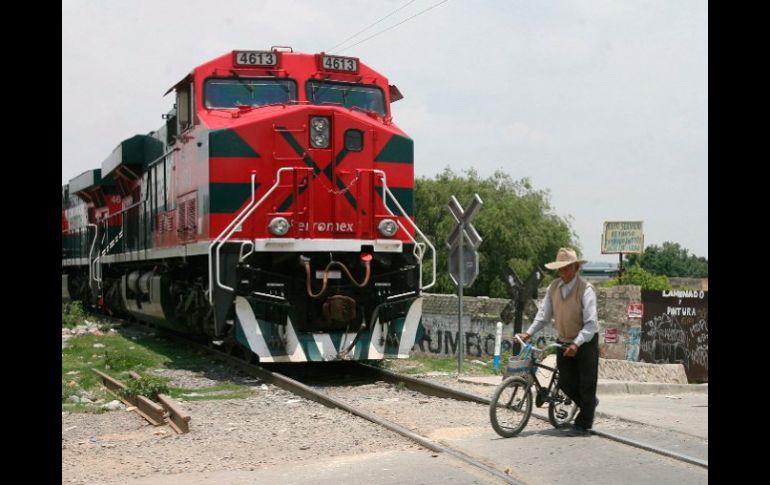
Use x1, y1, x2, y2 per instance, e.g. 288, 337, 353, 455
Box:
525, 276, 598, 347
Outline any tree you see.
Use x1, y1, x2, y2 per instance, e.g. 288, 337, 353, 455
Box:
624, 242, 708, 277
602, 264, 671, 291
414, 168, 577, 297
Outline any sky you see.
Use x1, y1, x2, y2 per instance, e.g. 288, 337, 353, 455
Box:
62, 0, 708, 262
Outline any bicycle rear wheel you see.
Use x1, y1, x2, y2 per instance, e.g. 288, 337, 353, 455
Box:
489, 376, 532, 437
547, 378, 577, 428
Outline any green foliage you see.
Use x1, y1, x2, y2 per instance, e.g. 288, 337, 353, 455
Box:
168, 382, 254, 401
415, 168, 577, 297
62, 329, 253, 411
602, 264, 672, 290
384, 355, 500, 376
64, 334, 173, 377
62, 302, 87, 327
119, 375, 170, 401
103, 349, 155, 373
624, 241, 708, 277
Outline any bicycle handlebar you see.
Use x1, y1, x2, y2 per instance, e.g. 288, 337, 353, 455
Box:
513, 334, 563, 352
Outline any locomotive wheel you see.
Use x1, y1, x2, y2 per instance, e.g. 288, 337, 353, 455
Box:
224, 340, 237, 355
242, 347, 258, 364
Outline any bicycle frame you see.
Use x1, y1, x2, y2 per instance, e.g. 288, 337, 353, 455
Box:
528, 354, 560, 404
515, 335, 563, 405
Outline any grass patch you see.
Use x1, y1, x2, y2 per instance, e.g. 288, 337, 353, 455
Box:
169, 382, 254, 401
62, 323, 254, 411
383, 354, 514, 376
119, 375, 170, 401
62, 302, 88, 327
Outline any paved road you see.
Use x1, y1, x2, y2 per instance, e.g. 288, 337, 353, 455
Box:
98, 450, 504, 485
113, 385, 708, 485
596, 392, 707, 438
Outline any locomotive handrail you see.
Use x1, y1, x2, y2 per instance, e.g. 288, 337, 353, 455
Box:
62, 224, 99, 275
86, 223, 98, 289
96, 149, 174, 257
92, 222, 104, 285
146, 148, 178, 170
107, 196, 147, 217
209, 169, 292, 303
372, 169, 437, 290
92, 220, 107, 283
101, 227, 124, 256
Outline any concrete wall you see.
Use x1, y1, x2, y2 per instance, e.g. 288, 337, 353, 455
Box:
415, 286, 644, 361
414, 294, 519, 358
596, 285, 642, 361
598, 358, 688, 384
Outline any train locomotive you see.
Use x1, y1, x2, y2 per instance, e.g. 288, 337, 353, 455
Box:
62, 47, 435, 362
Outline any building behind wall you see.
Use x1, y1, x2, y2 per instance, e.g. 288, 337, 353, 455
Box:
581, 261, 619, 284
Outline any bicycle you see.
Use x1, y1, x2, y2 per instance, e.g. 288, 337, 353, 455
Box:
489, 334, 578, 437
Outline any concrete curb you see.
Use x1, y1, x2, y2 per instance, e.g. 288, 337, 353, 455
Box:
598, 382, 708, 395
457, 376, 708, 395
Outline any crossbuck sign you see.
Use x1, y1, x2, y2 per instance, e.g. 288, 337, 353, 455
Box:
446, 194, 483, 374
446, 194, 483, 287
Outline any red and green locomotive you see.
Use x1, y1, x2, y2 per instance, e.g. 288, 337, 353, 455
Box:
62, 48, 435, 362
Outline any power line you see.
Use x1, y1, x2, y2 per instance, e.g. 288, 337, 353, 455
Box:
336, 0, 451, 54
328, 0, 419, 53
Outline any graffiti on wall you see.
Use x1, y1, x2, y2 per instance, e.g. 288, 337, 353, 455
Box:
639, 290, 708, 382
625, 326, 641, 361
413, 314, 559, 358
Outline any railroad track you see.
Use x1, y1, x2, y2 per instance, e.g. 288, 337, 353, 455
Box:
97, 319, 706, 483
357, 363, 708, 469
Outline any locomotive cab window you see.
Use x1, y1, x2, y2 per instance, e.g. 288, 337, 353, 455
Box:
204, 78, 297, 108
306, 81, 386, 116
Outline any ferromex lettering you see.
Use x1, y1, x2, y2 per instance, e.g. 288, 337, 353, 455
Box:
297, 221, 354, 232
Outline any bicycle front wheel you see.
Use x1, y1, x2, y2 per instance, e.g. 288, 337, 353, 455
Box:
547, 379, 577, 428
489, 376, 532, 438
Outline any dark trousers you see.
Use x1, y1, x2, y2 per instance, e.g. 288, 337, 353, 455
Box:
556, 333, 599, 429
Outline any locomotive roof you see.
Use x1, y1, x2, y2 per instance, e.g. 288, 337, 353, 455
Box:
166, 49, 390, 96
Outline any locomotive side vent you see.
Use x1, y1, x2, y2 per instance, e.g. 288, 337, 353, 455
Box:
176, 192, 198, 243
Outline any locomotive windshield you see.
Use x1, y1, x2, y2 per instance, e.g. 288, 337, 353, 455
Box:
204, 78, 297, 108
306, 80, 386, 116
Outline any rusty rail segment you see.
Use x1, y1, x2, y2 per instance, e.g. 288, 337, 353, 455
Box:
92, 368, 191, 433
157, 394, 191, 433
127, 370, 191, 434
92, 368, 165, 426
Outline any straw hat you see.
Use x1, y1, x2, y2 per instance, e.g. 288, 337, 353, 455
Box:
544, 247, 587, 270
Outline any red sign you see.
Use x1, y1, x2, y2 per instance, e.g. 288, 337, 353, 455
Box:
627, 303, 644, 319
604, 328, 618, 343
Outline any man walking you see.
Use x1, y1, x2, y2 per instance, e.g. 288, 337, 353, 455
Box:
516, 248, 599, 437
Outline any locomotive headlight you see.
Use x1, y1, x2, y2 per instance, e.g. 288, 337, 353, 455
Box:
310, 116, 330, 148
268, 216, 290, 236
311, 117, 328, 131
378, 218, 398, 237
312, 134, 328, 147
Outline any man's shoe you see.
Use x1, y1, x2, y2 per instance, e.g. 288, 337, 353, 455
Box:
564, 425, 590, 437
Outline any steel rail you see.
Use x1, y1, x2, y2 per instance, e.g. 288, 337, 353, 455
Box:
92, 368, 165, 426
128, 370, 192, 433
175, 340, 524, 485
98, 319, 706, 475
359, 363, 708, 470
